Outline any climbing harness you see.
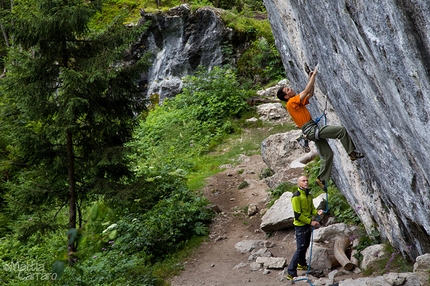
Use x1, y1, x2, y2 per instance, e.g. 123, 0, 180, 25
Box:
315, 94, 328, 126
299, 94, 328, 144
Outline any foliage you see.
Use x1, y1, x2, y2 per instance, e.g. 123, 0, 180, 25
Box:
304, 158, 362, 225
381, 244, 413, 274
0, 226, 69, 285
353, 227, 381, 255
210, 0, 262, 12
0, 0, 283, 285
1, 0, 151, 242
237, 36, 284, 86
105, 164, 190, 214
238, 180, 249, 189
267, 181, 296, 207
259, 168, 274, 180
129, 66, 251, 173
220, 10, 272, 39
115, 187, 213, 260
88, 0, 267, 28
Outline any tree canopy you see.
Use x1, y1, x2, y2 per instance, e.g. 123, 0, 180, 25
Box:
0, 0, 150, 261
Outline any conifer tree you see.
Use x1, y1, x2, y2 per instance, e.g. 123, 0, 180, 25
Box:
0, 0, 12, 73
0, 0, 149, 261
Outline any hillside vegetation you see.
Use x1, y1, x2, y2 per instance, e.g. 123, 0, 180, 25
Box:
0, 0, 289, 284
0, 1, 408, 284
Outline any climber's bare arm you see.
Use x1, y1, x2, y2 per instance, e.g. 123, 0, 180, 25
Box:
299, 69, 318, 102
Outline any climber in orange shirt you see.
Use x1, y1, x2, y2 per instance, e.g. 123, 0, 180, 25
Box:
277, 68, 364, 191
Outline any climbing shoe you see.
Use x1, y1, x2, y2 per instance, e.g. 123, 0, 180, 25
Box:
349, 151, 365, 161
316, 178, 328, 192
297, 263, 308, 270
285, 274, 295, 281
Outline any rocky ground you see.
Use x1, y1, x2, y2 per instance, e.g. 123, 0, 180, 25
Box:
169, 153, 322, 286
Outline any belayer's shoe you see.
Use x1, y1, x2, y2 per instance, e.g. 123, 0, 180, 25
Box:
316, 178, 328, 192
297, 263, 309, 270
349, 151, 365, 161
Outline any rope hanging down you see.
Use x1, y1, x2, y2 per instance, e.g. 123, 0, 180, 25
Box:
314, 93, 328, 126
296, 65, 329, 286
313, 63, 327, 127
293, 227, 316, 286
292, 206, 328, 285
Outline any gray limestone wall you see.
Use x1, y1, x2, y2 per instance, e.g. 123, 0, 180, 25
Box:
136, 5, 231, 101
263, 0, 430, 260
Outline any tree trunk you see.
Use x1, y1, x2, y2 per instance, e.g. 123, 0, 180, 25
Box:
334, 236, 355, 271
66, 131, 77, 265
0, 22, 9, 47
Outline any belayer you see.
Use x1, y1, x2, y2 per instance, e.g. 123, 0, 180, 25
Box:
285, 176, 324, 280
277, 67, 364, 191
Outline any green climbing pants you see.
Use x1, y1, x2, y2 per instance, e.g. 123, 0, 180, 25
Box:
302, 121, 356, 182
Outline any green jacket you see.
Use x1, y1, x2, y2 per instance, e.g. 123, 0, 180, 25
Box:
291, 188, 318, 226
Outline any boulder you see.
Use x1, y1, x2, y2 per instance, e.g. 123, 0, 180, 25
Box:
260, 192, 327, 232
360, 244, 389, 270
260, 192, 294, 232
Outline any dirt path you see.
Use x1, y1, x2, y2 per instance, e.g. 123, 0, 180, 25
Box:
169, 154, 313, 286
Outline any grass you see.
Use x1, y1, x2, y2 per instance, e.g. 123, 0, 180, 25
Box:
186, 119, 295, 191
360, 243, 413, 277
220, 10, 273, 39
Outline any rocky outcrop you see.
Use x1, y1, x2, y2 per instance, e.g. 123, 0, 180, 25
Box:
261, 129, 318, 188
263, 0, 430, 260
135, 5, 232, 100
256, 103, 289, 122
260, 191, 326, 231
235, 227, 430, 285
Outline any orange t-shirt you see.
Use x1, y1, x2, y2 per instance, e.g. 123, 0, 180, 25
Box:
286, 94, 311, 128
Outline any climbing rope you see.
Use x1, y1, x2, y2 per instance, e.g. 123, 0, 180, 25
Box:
293, 227, 316, 286
293, 67, 329, 286
292, 183, 329, 286
320, 95, 329, 214
324, 191, 329, 213
314, 94, 328, 126
315, 93, 330, 214
292, 195, 328, 286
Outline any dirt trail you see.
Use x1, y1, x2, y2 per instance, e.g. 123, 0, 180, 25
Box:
169, 154, 313, 286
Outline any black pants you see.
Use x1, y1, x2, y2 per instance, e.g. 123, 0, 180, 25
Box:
288, 225, 311, 276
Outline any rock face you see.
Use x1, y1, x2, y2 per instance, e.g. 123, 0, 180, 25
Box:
136, 5, 232, 101
263, 0, 430, 260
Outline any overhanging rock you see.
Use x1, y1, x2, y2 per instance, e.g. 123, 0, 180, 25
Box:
263, 0, 430, 260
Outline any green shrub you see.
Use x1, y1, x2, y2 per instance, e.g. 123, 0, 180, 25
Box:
115, 187, 213, 261
130, 66, 250, 172
106, 164, 190, 215
304, 158, 362, 225
238, 180, 249, 189
237, 37, 284, 86
267, 181, 296, 207
259, 168, 274, 179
